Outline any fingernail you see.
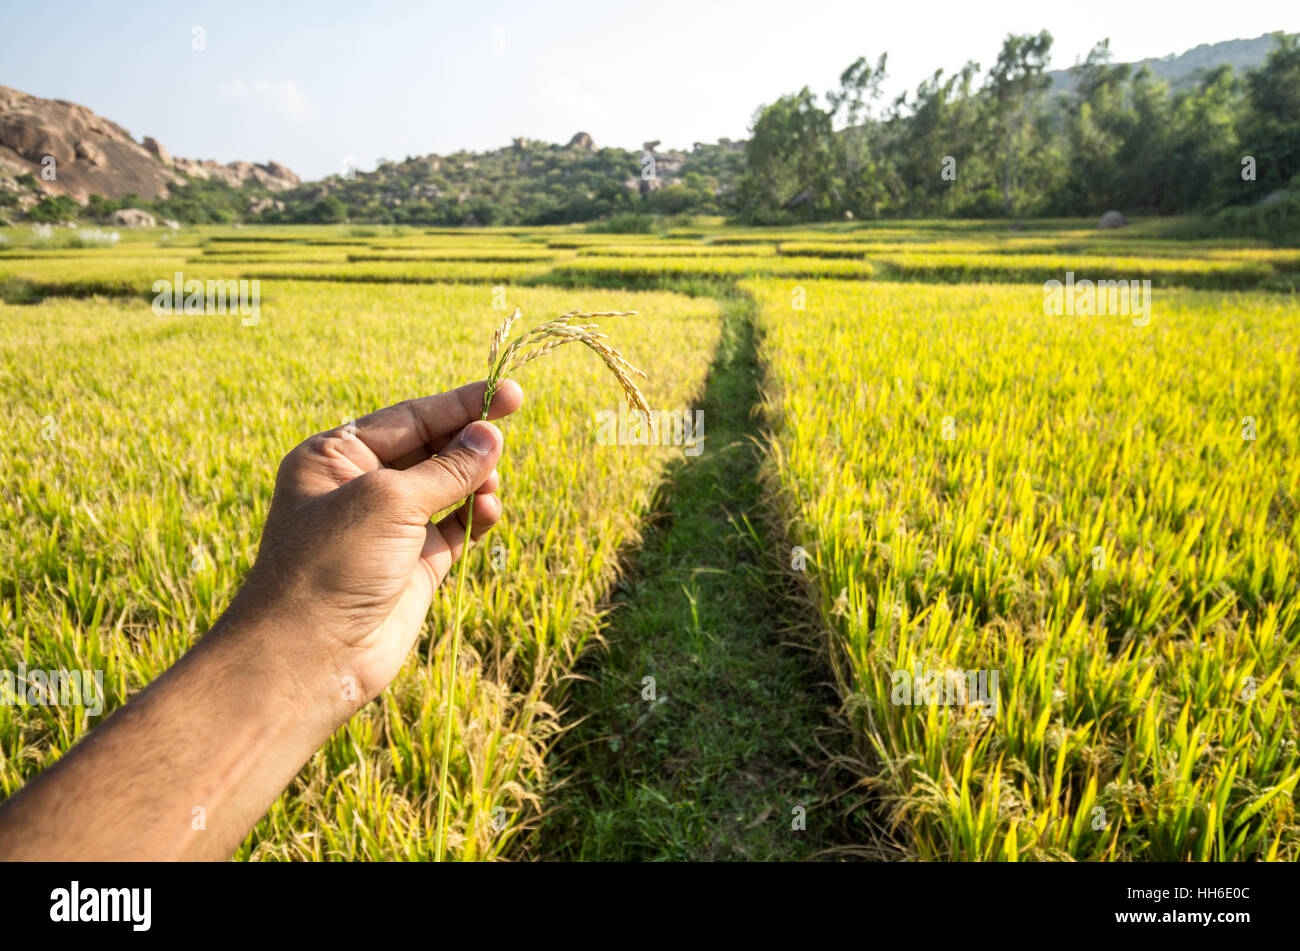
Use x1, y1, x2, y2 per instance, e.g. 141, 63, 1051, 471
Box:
460, 421, 496, 455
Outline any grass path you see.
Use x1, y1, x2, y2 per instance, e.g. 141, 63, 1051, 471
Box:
535, 289, 849, 860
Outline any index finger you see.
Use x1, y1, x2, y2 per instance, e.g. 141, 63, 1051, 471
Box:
351, 379, 524, 466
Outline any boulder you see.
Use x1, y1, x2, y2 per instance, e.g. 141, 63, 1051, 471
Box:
247, 196, 284, 215
143, 136, 172, 165
1098, 210, 1128, 229
567, 131, 595, 150
109, 207, 156, 228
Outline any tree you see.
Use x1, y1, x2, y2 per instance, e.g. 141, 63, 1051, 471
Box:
887, 62, 982, 216
1241, 33, 1300, 192
739, 88, 840, 221
984, 31, 1054, 214
311, 196, 347, 223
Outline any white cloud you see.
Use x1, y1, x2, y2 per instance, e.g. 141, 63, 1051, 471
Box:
219, 80, 314, 119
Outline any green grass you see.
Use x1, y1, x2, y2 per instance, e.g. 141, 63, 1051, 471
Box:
538, 288, 853, 860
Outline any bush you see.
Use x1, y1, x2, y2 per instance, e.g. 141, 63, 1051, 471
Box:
86, 194, 122, 220
1165, 186, 1300, 246
584, 212, 657, 234
26, 195, 80, 223
310, 197, 347, 223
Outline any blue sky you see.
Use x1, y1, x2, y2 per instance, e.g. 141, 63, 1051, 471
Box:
2, 1, 1296, 181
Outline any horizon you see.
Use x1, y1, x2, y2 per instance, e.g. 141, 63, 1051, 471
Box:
1, 0, 1297, 181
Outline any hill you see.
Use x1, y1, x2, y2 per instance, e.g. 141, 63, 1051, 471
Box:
262, 134, 745, 227
1047, 31, 1296, 94
0, 84, 298, 223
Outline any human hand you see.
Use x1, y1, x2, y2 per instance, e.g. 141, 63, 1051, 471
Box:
223, 379, 525, 713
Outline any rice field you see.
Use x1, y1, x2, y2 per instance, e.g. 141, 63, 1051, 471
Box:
1, 219, 1297, 860
752, 278, 1300, 860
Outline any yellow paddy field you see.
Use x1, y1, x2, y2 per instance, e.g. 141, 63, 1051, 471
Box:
2, 219, 1297, 860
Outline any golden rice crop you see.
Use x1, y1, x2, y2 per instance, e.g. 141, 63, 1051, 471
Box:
576, 244, 777, 257
869, 252, 1277, 289
4, 219, 1297, 864
751, 276, 1300, 860
0, 274, 720, 860
553, 254, 875, 282
347, 249, 560, 263
433, 304, 649, 862
233, 259, 554, 285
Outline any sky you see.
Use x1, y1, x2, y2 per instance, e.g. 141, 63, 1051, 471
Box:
2, 1, 1297, 181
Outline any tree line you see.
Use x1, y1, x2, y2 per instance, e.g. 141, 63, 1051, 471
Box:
737, 32, 1300, 226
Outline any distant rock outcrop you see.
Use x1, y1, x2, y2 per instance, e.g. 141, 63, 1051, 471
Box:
172, 157, 299, 192
1098, 210, 1128, 229
142, 136, 172, 166
109, 207, 157, 228
567, 131, 595, 150
0, 85, 299, 204
0, 85, 182, 202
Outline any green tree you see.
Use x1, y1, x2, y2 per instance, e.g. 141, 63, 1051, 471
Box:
1241, 32, 1300, 192
310, 196, 347, 223
739, 88, 840, 221
984, 31, 1054, 214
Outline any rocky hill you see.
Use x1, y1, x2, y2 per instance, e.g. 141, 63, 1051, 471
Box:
0, 85, 298, 215
264, 132, 744, 226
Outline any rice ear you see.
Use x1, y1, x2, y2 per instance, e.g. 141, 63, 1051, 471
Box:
486, 308, 649, 414
488, 307, 521, 372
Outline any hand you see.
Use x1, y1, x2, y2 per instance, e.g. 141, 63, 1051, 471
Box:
224, 379, 525, 710
0, 380, 527, 861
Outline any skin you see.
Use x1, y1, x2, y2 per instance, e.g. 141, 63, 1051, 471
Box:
0, 378, 524, 861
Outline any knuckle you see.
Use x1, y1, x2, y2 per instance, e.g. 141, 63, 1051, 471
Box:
355, 468, 407, 507
277, 440, 312, 478
277, 432, 337, 480
304, 433, 334, 454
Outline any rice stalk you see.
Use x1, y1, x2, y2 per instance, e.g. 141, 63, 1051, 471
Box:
434, 306, 649, 862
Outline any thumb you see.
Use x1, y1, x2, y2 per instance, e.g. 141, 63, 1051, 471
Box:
400, 419, 503, 517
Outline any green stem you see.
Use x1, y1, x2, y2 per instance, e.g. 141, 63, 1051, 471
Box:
434, 385, 496, 863
434, 498, 473, 862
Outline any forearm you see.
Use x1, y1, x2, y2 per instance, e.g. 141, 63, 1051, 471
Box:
0, 614, 351, 861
